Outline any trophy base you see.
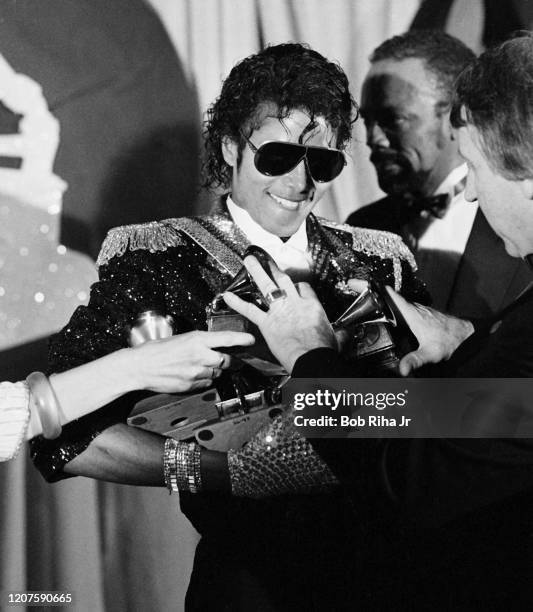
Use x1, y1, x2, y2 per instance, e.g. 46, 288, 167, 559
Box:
127, 387, 284, 451
350, 322, 401, 376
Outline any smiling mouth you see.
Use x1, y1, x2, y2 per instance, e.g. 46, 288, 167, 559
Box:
268, 192, 311, 211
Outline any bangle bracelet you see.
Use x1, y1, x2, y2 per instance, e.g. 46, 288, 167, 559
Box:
175, 441, 189, 491
187, 443, 202, 493
26, 372, 62, 439
163, 438, 178, 493
163, 438, 202, 494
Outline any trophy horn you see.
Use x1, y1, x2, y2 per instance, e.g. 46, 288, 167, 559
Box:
333, 280, 419, 358
210, 245, 275, 312
333, 282, 395, 330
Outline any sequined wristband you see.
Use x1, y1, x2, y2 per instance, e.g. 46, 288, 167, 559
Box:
186, 443, 202, 493
163, 438, 202, 494
163, 438, 178, 493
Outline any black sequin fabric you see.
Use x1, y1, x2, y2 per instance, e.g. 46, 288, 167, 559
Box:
30, 201, 427, 481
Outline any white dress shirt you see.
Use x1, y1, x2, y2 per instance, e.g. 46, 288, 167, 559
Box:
227, 196, 313, 281
415, 164, 478, 310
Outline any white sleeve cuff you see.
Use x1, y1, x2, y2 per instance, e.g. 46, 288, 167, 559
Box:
0, 381, 31, 461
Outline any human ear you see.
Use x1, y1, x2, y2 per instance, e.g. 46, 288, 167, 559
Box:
221, 137, 239, 167
450, 125, 458, 141
519, 178, 533, 200
440, 109, 454, 141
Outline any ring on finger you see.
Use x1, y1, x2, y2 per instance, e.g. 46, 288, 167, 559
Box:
218, 355, 225, 368
265, 288, 287, 305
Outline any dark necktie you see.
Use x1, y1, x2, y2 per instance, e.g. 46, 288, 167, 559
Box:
404, 193, 450, 220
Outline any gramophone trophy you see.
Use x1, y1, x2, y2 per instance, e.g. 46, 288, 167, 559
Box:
206, 245, 288, 377
333, 279, 419, 375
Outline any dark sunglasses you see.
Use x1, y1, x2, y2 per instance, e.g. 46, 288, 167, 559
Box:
242, 134, 346, 183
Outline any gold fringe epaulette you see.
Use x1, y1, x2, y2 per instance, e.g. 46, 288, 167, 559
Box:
318, 217, 417, 271
96, 218, 187, 267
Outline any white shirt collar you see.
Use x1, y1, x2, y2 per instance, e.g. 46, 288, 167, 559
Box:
226, 195, 309, 253
226, 195, 311, 277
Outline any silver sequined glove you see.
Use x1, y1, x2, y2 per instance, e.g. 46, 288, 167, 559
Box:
228, 407, 339, 499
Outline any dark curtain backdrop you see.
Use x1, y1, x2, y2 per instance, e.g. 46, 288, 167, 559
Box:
0, 3, 203, 611
0, 0, 202, 259
412, 0, 533, 48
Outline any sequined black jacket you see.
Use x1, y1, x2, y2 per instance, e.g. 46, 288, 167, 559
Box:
31, 207, 425, 481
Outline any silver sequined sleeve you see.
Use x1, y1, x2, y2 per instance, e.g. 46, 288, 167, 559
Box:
228, 407, 339, 499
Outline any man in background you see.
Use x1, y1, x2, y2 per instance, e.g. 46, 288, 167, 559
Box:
347, 30, 530, 316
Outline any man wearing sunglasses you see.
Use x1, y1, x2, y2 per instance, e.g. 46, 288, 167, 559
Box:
31, 43, 427, 610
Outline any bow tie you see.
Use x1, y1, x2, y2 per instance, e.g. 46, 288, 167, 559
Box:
402, 193, 451, 220
398, 193, 451, 252
399, 177, 467, 222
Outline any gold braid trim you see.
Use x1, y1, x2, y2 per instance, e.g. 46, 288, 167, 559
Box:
96, 218, 187, 267
318, 217, 417, 291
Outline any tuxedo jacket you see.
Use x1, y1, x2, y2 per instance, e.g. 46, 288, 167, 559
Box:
293, 277, 533, 609
347, 196, 531, 319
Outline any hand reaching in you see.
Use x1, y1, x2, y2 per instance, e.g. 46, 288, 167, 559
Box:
223, 256, 337, 373
126, 330, 255, 393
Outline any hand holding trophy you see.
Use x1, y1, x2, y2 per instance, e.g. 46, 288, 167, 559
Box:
224, 254, 419, 376
127, 247, 419, 450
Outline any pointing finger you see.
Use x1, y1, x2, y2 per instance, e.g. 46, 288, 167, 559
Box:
201, 329, 256, 348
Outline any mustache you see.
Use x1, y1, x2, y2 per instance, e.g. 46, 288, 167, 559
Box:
369, 149, 408, 167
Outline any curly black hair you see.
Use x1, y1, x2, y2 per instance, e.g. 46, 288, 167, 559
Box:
203, 42, 358, 191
